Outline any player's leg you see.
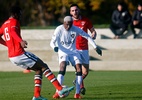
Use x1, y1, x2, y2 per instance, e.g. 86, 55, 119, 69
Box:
53, 55, 68, 98
74, 63, 83, 99
31, 56, 74, 99
80, 64, 89, 95
78, 50, 89, 95
70, 53, 83, 98
9, 52, 48, 100
10, 52, 74, 99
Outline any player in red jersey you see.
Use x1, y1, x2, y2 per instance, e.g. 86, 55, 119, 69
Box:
70, 4, 98, 97
0, 6, 74, 100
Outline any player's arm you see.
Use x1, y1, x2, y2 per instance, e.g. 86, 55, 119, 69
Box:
50, 28, 59, 52
11, 26, 27, 48
0, 28, 7, 46
87, 18, 97, 39
90, 27, 97, 39
78, 28, 102, 56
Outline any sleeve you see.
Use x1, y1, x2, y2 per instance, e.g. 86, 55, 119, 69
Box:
111, 10, 119, 25
10, 27, 22, 42
0, 28, 7, 46
10, 20, 22, 42
132, 10, 137, 21
77, 27, 97, 49
50, 27, 59, 49
86, 18, 94, 30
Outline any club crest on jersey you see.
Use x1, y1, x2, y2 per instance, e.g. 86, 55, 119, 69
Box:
81, 21, 85, 26
71, 33, 75, 38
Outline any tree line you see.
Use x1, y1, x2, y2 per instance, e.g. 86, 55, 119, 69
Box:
0, 0, 141, 26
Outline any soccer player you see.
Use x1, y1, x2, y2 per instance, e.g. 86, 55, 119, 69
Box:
70, 4, 97, 95
50, 16, 102, 99
0, 6, 74, 100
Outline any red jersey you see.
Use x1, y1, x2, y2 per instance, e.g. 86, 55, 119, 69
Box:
73, 16, 93, 50
0, 18, 25, 57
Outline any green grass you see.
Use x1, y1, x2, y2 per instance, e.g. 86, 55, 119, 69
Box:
0, 71, 142, 100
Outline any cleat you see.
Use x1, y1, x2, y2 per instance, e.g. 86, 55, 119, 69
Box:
53, 92, 60, 99
80, 87, 86, 95
23, 69, 31, 73
58, 86, 74, 98
74, 94, 82, 99
32, 96, 47, 100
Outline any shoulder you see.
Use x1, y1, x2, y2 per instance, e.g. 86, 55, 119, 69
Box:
81, 16, 90, 22
71, 25, 82, 32
54, 25, 64, 35
55, 25, 63, 30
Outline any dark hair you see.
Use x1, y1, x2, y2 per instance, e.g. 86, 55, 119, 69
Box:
10, 6, 22, 15
138, 3, 142, 6
117, 2, 128, 11
70, 4, 80, 9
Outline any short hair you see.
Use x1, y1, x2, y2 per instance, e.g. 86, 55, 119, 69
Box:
10, 6, 22, 15
64, 16, 73, 22
70, 4, 80, 9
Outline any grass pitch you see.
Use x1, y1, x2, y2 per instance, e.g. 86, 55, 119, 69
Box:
0, 71, 142, 100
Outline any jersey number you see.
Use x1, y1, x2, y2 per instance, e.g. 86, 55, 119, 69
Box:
4, 27, 10, 41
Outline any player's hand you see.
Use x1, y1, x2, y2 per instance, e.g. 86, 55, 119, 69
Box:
20, 40, 28, 48
95, 47, 102, 56
92, 33, 97, 40
54, 47, 58, 52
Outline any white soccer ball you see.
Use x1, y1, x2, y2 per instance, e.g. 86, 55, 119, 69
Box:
58, 85, 70, 98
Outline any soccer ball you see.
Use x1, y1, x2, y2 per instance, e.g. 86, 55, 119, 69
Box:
58, 85, 70, 98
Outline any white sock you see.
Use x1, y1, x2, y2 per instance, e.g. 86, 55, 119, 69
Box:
57, 74, 64, 85
76, 75, 83, 94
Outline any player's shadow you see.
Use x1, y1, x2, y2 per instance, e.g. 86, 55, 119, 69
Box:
89, 56, 101, 61
101, 34, 112, 39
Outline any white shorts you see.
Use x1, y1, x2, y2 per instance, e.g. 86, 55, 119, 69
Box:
9, 52, 39, 69
78, 50, 89, 64
58, 53, 82, 66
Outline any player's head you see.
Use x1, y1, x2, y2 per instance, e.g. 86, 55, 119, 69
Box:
63, 16, 73, 31
10, 6, 22, 20
137, 3, 142, 11
70, 4, 80, 19
117, 2, 127, 11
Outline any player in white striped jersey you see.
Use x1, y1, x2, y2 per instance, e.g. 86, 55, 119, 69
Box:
50, 16, 102, 99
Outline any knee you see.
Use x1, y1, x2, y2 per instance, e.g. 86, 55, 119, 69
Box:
82, 71, 88, 76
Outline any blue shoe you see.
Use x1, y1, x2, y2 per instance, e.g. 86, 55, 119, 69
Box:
32, 96, 47, 100
58, 86, 74, 98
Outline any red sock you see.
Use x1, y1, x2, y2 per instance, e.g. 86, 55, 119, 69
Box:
34, 75, 42, 97
43, 69, 62, 91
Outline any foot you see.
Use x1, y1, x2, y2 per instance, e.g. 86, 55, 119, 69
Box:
113, 36, 119, 39
53, 92, 60, 99
32, 96, 47, 100
74, 94, 82, 99
58, 86, 74, 98
80, 87, 86, 95
23, 69, 31, 73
